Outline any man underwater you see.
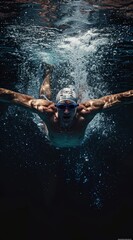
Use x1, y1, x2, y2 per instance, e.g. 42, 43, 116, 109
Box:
0, 66, 133, 147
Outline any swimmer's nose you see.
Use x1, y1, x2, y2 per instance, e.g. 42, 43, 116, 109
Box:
64, 108, 70, 114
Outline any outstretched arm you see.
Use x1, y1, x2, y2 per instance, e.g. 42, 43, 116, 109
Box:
81, 90, 133, 114
0, 88, 55, 114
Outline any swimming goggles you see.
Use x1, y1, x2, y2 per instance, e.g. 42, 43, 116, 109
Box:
55, 103, 79, 110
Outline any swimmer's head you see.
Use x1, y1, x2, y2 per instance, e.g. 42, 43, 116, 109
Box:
55, 85, 78, 127
56, 85, 78, 104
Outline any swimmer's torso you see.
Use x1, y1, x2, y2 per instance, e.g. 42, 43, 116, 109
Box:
40, 113, 88, 148
49, 132, 84, 147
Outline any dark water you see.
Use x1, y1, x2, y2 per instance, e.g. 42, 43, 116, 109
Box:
0, 1, 133, 239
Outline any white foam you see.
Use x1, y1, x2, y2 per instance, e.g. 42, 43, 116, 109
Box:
6, 0, 114, 146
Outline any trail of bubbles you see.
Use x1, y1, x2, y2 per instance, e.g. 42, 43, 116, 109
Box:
6, 0, 115, 144
56, 29, 110, 100
61, 148, 109, 208
3, 1, 126, 208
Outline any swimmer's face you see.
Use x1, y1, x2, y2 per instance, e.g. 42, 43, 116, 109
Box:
56, 100, 78, 126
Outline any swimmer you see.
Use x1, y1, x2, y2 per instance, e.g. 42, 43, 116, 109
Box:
0, 66, 133, 147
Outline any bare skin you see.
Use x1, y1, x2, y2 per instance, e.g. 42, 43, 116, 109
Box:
0, 68, 133, 147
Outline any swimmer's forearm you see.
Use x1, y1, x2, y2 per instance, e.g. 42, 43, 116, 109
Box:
0, 88, 54, 115
100, 90, 133, 110
0, 88, 35, 111
83, 90, 133, 112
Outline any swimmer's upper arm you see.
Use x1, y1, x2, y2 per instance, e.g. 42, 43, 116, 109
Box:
0, 87, 52, 114
30, 99, 56, 114
81, 90, 133, 113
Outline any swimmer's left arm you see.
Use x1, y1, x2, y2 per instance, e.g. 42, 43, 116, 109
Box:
81, 90, 133, 113
98, 90, 133, 111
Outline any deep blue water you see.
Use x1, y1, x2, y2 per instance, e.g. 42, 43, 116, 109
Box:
0, 1, 133, 239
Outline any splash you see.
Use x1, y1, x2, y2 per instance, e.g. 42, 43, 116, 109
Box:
3, 0, 128, 209
6, 0, 115, 144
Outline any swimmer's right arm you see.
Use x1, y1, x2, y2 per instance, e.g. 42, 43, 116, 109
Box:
0, 88, 54, 114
